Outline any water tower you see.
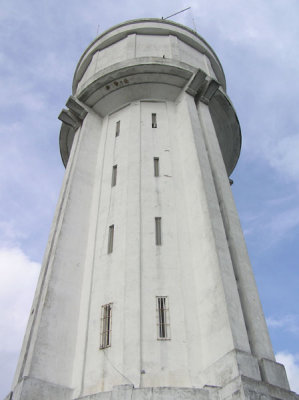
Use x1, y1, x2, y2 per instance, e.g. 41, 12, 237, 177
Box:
8, 19, 297, 400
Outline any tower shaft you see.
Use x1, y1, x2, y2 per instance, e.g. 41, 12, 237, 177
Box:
9, 19, 296, 400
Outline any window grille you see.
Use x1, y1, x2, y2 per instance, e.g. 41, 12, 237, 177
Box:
108, 225, 114, 254
111, 165, 117, 187
156, 296, 170, 339
155, 217, 162, 245
115, 121, 120, 137
154, 157, 159, 177
152, 113, 157, 128
100, 303, 112, 349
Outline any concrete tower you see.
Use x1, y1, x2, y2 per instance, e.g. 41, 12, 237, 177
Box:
8, 19, 298, 400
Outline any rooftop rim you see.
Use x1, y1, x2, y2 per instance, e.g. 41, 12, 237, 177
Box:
72, 18, 226, 93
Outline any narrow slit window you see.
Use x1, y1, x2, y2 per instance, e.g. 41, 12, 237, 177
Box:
156, 296, 170, 339
108, 225, 114, 254
111, 165, 117, 187
152, 113, 157, 128
100, 303, 113, 349
154, 157, 159, 177
155, 217, 162, 245
115, 121, 120, 137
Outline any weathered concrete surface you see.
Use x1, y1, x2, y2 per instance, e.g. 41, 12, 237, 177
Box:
75, 385, 212, 400
75, 383, 299, 400
73, 19, 225, 93
9, 18, 296, 400
60, 19, 241, 175
259, 359, 290, 390
10, 377, 72, 400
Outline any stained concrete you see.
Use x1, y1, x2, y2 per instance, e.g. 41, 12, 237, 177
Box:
8, 18, 297, 400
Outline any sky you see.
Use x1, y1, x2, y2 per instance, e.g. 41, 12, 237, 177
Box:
0, 0, 299, 397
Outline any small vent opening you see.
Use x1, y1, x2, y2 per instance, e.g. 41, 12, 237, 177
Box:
152, 113, 157, 128
108, 225, 114, 254
154, 157, 159, 177
111, 165, 117, 187
155, 217, 162, 245
116, 121, 120, 137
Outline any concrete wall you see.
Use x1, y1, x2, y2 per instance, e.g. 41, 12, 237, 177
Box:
12, 109, 104, 392
73, 19, 226, 95
77, 34, 216, 94
67, 97, 265, 397
11, 18, 292, 400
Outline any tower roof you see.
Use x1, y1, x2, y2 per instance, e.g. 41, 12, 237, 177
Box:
73, 18, 226, 94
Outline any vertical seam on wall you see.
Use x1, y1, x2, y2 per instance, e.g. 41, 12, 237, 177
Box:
123, 104, 131, 381
138, 101, 143, 388
168, 100, 194, 386
93, 51, 100, 77
133, 33, 136, 58
177, 96, 209, 382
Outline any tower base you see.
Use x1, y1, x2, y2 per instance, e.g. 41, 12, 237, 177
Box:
75, 382, 298, 400
6, 380, 299, 400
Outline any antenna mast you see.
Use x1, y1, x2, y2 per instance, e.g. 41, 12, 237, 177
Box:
162, 6, 191, 20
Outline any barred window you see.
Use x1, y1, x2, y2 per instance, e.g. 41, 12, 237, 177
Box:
111, 165, 117, 187
100, 303, 112, 349
152, 113, 157, 128
155, 217, 162, 245
154, 157, 159, 177
108, 225, 114, 254
156, 296, 170, 339
115, 121, 120, 137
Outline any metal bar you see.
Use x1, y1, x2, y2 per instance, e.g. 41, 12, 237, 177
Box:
162, 7, 191, 20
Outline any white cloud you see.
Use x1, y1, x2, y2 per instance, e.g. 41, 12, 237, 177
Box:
185, 0, 299, 186
267, 315, 299, 335
276, 351, 299, 393
190, 0, 299, 53
0, 221, 27, 246
238, 196, 299, 250
0, 247, 40, 352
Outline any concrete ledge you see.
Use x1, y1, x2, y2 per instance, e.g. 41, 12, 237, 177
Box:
200, 349, 261, 388
259, 358, 290, 390
186, 70, 207, 97
58, 96, 87, 167
59, 123, 77, 167
76, 380, 299, 400
76, 58, 194, 106
196, 79, 220, 105
58, 109, 80, 129
76, 385, 211, 400
9, 380, 295, 400
212, 375, 298, 400
66, 96, 88, 120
